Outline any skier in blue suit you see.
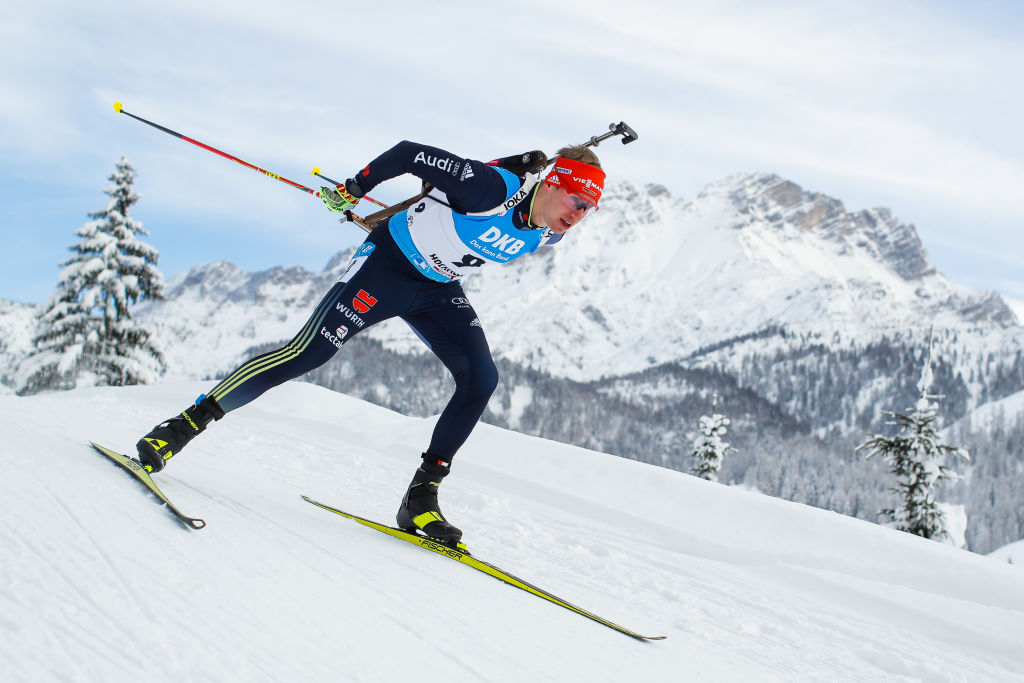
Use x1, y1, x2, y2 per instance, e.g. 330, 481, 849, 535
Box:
136, 140, 606, 544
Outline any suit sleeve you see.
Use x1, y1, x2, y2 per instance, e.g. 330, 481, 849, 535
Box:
349, 141, 511, 213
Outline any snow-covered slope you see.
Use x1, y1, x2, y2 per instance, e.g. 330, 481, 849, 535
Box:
3, 383, 1023, 682
1008, 297, 1024, 325
989, 540, 1024, 567
949, 388, 1024, 434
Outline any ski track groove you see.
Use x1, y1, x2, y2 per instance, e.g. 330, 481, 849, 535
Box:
169, 479, 512, 678
4, 501, 163, 680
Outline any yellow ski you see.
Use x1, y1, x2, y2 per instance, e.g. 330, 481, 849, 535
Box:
90, 442, 205, 529
301, 495, 665, 641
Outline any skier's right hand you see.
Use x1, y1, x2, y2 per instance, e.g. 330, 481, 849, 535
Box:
320, 184, 360, 213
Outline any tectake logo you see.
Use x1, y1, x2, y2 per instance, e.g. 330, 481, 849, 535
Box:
352, 289, 377, 314
337, 325, 348, 339
320, 326, 344, 349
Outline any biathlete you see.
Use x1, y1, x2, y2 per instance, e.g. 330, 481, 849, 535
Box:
135, 140, 606, 544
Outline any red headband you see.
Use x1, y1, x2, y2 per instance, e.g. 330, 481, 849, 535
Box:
543, 157, 605, 204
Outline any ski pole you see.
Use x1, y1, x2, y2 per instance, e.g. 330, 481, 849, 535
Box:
114, 102, 320, 197
584, 121, 639, 148
112, 102, 385, 208
542, 121, 639, 168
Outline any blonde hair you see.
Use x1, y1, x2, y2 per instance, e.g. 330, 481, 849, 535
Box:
554, 145, 601, 169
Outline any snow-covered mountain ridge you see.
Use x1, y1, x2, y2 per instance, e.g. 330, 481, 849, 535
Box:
451, 172, 1018, 379
94, 172, 1021, 385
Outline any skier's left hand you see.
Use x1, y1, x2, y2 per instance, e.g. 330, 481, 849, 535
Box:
320, 185, 360, 213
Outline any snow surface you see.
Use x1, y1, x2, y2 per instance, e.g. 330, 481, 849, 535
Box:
949, 388, 1024, 436
989, 540, 1024, 569
3, 381, 1024, 682
1008, 297, 1024, 326
0, 299, 37, 394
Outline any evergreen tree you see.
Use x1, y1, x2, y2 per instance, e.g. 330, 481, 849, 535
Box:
690, 393, 735, 482
857, 333, 970, 543
16, 156, 165, 394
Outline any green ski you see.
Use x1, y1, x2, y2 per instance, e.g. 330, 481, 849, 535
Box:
301, 494, 665, 641
90, 442, 205, 529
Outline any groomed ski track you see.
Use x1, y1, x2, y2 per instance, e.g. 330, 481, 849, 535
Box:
2, 381, 1023, 682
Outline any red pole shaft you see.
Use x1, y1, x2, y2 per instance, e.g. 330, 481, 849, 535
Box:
114, 102, 320, 197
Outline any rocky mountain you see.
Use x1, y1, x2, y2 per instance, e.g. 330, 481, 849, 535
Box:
471, 173, 1015, 375
5, 172, 1023, 551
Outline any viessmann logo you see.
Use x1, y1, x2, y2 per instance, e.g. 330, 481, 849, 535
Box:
572, 176, 603, 197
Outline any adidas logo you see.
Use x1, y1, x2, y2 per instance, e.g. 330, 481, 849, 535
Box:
461, 163, 475, 181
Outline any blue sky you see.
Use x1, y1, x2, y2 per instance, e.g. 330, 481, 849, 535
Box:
2, 0, 1022, 306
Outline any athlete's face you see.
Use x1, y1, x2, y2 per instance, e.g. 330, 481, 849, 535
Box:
533, 185, 596, 234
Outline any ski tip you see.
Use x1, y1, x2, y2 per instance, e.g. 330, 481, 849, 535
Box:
311, 167, 321, 175
113, 101, 123, 113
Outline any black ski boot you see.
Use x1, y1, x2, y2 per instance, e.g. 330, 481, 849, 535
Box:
396, 453, 463, 545
136, 394, 224, 473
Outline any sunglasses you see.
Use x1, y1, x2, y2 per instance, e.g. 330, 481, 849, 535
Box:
560, 191, 599, 219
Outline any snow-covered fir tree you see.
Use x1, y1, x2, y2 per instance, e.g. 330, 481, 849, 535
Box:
857, 333, 970, 544
690, 393, 735, 483
16, 156, 165, 394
